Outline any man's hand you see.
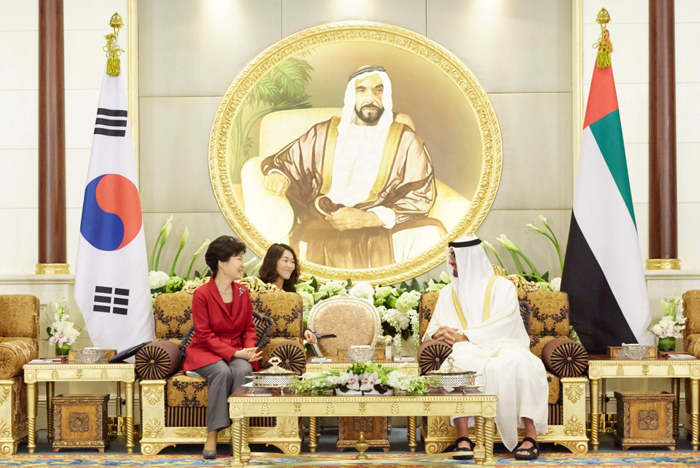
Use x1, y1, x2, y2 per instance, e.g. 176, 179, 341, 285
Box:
304, 329, 317, 344
432, 326, 469, 346
325, 207, 384, 231
263, 173, 290, 196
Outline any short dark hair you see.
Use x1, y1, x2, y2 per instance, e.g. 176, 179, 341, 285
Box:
258, 243, 300, 293
205, 235, 246, 278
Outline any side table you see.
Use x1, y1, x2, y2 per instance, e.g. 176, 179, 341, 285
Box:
304, 358, 421, 452
588, 355, 700, 450
23, 362, 136, 454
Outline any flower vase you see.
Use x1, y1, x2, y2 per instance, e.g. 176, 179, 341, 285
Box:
55, 343, 71, 356
658, 337, 676, 352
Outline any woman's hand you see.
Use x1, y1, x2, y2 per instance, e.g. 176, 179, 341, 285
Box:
235, 347, 263, 362
304, 329, 317, 344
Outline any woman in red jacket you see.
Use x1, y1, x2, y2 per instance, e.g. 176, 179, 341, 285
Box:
183, 236, 262, 459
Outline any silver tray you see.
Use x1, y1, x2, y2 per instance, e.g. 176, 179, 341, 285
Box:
427, 357, 479, 389
246, 357, 300, 390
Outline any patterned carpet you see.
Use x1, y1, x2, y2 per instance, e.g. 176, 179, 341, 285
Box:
2, 451, 699, 468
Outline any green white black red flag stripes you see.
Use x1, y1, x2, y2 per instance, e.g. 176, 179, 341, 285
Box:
561, 60, 653, 354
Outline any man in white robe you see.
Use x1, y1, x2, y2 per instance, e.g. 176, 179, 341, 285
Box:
423, 237, 548, 460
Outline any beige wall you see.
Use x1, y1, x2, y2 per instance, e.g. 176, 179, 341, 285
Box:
0, 0, 697, 282
0, 0, 128, 275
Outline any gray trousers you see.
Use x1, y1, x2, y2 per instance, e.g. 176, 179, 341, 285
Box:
195, 358, 253, 432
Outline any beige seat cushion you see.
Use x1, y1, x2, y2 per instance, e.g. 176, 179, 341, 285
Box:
309, 297, 380, 358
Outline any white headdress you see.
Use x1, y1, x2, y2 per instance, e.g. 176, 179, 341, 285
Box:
335, 65, 394, 172
448, 236, 494, 325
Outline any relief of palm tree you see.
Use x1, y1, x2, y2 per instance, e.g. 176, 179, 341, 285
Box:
228, 56, 314, 184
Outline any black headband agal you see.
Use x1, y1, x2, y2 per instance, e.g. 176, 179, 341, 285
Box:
448, 238, 482, 248
348, 65, 386, 82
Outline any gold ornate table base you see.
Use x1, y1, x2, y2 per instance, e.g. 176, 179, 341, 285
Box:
588, 356, 700, 451
228, 388, 497, 468
23, 362, 136, 454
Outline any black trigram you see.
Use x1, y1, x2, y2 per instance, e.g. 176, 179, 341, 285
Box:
94, 108, 127, 137
93, 286, 129, 315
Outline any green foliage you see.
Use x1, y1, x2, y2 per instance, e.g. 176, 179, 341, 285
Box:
229, 56, 315, 183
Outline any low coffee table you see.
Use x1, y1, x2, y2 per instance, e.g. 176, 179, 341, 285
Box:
228, 387, 497, 467
305, 357, 421, 452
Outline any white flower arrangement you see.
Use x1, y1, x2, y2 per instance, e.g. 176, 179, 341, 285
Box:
348, 282, 375, 301
149, 270, 169, 291
46, 298, 81, 347
648, 295, 686, 339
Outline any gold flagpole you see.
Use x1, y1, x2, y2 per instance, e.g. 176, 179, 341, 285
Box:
105, 13, 124, 76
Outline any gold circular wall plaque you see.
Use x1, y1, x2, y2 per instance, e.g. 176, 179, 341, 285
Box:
209, 21, 502, 284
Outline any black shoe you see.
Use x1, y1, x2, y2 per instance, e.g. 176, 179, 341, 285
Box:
513, 437, 540, 460
452, 436, 474, 460
203, 449, 217, 459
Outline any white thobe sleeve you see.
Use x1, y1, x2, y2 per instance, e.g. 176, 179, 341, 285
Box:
367, 206, 397, 229
462, 279, 530, 347
422, 285, 463, 342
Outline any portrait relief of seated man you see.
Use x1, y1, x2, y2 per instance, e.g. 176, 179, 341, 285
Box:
260, 65, 447, 270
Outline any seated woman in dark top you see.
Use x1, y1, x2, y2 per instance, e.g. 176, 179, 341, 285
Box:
258, 243, 317, 344
183, 236, 262, 459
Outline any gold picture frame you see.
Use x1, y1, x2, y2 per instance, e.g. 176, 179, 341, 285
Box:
208, 21, 502, 284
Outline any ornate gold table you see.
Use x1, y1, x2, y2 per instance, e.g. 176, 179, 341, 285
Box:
228, 387, 498, 467
305, 358, 421, 452
588, 355, 700, 450
23, 362, 136, 454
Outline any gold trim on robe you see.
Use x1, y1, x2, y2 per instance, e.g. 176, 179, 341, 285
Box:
452, 275, 499, 330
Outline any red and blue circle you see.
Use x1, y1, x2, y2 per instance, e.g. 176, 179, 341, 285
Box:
80, 174, 142, 251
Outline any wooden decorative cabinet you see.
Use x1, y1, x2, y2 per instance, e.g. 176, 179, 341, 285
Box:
52, 394, 110, 452
614, 391, 675, 451
338, 416, 389, 452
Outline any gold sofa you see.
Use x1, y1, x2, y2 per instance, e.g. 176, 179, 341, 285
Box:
0, 295, 40, 455
137, 290, 306, 455
416, 287, 589, 455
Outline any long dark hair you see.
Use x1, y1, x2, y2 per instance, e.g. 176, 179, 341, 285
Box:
258, 243, 300, 293
204, 236, 246, 278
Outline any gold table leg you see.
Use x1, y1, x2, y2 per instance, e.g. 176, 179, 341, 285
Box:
672, 378, 680, 438
309, 416, 318, 453
241, 417, 250, 465
125, 381, 134, 454
27, 381, 36, 454
231, 417, 243, 468
483, 416, 495, 467
590, 377, 600, 451
692, 377, 699, 450
408, 416, 417, 452
46, 382, 55, 442
474, 415, 485, 464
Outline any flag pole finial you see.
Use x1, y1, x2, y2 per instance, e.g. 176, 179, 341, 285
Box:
104, 13, 124, 77
594, 8, 613, 69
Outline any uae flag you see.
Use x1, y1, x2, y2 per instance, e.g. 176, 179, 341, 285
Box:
74, 60, 155, 352
561, 41, 653, 354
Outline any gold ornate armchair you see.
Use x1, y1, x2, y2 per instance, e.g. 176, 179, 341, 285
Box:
239, 108, 470, 260
0, 295, 40, 455
138, 290, 306, 455
416, 286, 589, 455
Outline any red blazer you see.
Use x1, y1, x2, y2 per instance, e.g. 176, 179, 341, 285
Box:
183, 278, 258, 372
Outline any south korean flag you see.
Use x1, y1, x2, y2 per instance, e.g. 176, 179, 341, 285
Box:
74, 59, 155, 353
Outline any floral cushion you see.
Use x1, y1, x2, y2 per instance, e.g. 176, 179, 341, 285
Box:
0, 340, 37, 379
418, 291, 440, 339
0, 295, 40, 350
250, 291, 303, 339
683, 290, 700, 337
166, 372, 208, 407
154, 292, 193, 340
521, 290, 570, 337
